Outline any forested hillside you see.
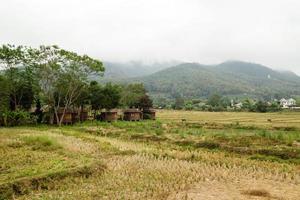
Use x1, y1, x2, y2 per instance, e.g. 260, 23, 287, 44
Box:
122, 61, 300, 100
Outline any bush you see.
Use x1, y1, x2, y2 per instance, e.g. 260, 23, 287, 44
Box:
0, 111, 36, 126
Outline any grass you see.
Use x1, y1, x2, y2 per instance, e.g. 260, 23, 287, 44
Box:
0, 128, 103, 199
1, 110, 300, 199
22, 135, 62, 151
158, 110, 300, 129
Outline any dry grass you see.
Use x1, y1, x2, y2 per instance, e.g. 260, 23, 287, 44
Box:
17, 130, 300, 199
157, 110, 300, 129
0, 128, 100, 199
1, 110, 300, 199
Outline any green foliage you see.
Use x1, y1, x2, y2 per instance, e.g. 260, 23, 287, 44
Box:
22, 135, 62, 151
0, 44, 26, 67
255, 101, 268, 113
173, 97, 184, 109
126, 61, 300, 100
242, 99, 255, 111
34, 45, 104, 125
1, 111, 36, 126
89, 81, 121, 111
184, 101, 193, 110
5, 67, 36, 110
101, 83, 122, 110
120, 83, 147, 108
207, 94, 222, 107
136, 94, 153, 109
0, 75, 10, 113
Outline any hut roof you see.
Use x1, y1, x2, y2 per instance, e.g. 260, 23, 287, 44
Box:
102, 109, 118, 113
124, 109, 141, 113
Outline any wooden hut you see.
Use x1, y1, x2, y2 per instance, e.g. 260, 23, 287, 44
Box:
79, 109, 89, 122
142, 108, 156, 120
99, 110, 118, 122
71, 112, 79, 124
55, 108, 74, 125
123, 109, 142, 121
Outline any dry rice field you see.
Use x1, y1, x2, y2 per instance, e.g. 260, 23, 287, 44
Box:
158, 110, 300, 128
1, 110, 300, 199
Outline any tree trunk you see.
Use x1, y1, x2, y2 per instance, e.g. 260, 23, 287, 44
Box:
58, 106, 68, 127
54, 108, 60, 126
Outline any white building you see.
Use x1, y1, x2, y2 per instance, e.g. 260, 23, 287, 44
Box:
231, 99, 243, 109
280, 98, 297, 108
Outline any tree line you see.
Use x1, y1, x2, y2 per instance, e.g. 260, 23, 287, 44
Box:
0, 44, 152, 126
155, 94, 284, 113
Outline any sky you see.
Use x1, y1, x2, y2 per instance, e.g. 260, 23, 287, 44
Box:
1, 0, 300, 74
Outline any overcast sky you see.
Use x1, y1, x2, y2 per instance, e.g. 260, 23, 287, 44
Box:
1, 0, 300, 74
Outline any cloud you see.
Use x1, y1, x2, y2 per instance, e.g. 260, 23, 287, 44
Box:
0, 0, 299, 74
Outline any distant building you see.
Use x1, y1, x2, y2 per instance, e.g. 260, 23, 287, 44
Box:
231, 100, 243, 109
280, 98, 297, 108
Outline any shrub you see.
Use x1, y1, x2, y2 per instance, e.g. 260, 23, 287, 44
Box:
0, 111, 36, 126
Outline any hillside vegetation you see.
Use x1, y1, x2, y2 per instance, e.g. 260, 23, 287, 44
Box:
105, 61, 300, 99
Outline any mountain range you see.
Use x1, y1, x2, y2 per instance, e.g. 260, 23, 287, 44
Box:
102, 61, 300, 100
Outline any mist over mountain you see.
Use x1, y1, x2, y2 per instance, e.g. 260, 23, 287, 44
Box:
102, 60, 300, 100
103, 60, 181, 79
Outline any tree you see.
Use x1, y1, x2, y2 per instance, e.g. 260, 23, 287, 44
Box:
33, 45, 104, 126
184, 100, 193, 110
89, 82, 121, 114
267, 102, 281, 112
34, 98, 43, 124
174, 97, 184, 110
220, 97, 231, 108
154, 97, 168, 108
0, 45, 37, 110
6, 68, 36, 110
101, 83, 121, 110
255, 101, 268, 113
89, 81, 104, 112
120, 83, 146, 108
207, 94, 221, 107
0, 75, 10, 113
242, 98, 255, 111
135, 94, 153, 109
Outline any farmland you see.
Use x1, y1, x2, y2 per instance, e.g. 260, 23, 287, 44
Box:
1, 110, 300, 199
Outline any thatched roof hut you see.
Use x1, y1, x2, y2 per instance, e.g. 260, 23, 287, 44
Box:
142, 108, 156, 120
123, 109, 142, 121
99, 110, 118, 122
80, 110, 89, 121
54, 108, 75, 125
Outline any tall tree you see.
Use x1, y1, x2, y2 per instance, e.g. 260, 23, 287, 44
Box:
0, 75, 10, 113
101, 83, 121, 110
207, 94, 222, 107
136, 94, 153, 109
174, 97, 184, 110
33, 45, 104, 126
89, 81, 121, 113
0, 45, 35, 110
120, 83, 146, 108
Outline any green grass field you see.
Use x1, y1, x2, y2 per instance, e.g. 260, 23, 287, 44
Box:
1, 110, 300, 199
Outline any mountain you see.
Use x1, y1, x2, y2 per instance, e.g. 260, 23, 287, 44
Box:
135, 61, 300, 98
102, 60, 181, 80
129, 61, 300, 99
